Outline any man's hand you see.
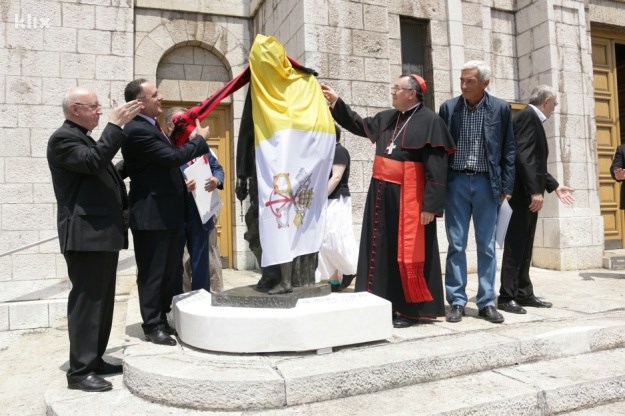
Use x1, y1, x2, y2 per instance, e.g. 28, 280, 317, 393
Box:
555, 185, 575, 205
529, 193, 543, 212
421, 211, 435, 225
185, 178, 196, 192
320, 84, 338, 108
204, 176, 220, 192
615, 168, 625, 181
191, 119, 210, 141
108, 99, 143, 127
499, 194, 512, 205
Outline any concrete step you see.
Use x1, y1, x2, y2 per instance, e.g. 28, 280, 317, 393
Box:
44, 347, 625, 415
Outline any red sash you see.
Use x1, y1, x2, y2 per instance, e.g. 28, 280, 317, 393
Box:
372, 155, 432, 303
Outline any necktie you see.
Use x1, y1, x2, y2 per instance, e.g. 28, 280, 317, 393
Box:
155, 120, 173, 147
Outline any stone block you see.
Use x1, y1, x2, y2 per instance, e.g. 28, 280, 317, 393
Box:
0, 159, 4, 182
6, 76, 41, 105
328, 55, 365, 80
178, 81, 210, 103
12, 253, 59, 280
33, 183, 56, 204
17, 105, 62, 129
0, 230, 39, 254
42, 27, 77, 53
462, 1, 483, 26
41, 78, 77, 108
48, 299, 67, 327
0, 184, 33, 204
95, 56, 133, 81
430, 20, 450, 47
134, 9, 164, 34
532, 21, 551, 50
448, 21, 464, 47
351, 81, 389, 108
2, 203, 54, 230
0, 127, 30, 156
5, 23, 44, 50
364, 57, 390, 83
147, 23, 175, 52
62, 3, 95, 29
329, 0, 363, 29
309, 26, 352, 54
0, 305, 8, 331
303, 0, 328, 25
352, 30, 387, 58
95, 5, 133, 32
77, 29, 111, 55
9, 302, 49, 330
0, 257, 10, 281
18, 0, 62, 27
516, 30, 533, 58
556, 22, 581, 49
21, 51, 60, 78
60, 53, 96, 79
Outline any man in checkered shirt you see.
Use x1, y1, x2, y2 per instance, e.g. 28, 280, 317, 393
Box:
438, 60, 516, 324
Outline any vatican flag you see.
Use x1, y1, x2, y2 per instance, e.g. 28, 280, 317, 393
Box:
250, 35, 335, 267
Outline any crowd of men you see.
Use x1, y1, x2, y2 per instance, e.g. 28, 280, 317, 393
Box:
48, 61, 574, 392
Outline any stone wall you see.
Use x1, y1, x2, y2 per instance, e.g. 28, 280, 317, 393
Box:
0, 0, 135, 331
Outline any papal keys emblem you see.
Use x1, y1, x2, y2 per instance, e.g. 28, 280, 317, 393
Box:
264, 168, 313, 229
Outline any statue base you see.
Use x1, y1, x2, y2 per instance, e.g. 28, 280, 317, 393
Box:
211, 283, 331, 308
173, 289, 392, 353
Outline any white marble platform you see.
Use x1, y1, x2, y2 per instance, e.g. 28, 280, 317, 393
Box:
173, 289, 392, 353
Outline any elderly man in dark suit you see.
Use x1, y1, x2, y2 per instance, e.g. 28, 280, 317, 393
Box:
121, 79, 210, 346
498, 85, 574, 314
439, 60, 516, 324
47, 87, 142, 392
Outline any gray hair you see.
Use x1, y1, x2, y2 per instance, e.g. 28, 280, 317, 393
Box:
462, 60, 491, 82
61, 87, 95, 118
528, 85, 556, 106
164, 106, 187, 124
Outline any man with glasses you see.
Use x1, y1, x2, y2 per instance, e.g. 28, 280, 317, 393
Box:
439, 60, 516, 324
498, 85, 574, 313
321, 75, 455, 328
48, 87, 142, 391
121, 79, 210, 346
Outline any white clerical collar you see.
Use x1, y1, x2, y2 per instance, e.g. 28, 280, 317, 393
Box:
529, 104, 547, 124
138, 113, 157, 126
401, 103, 421, 114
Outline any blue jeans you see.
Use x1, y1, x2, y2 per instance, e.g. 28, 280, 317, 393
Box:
445, 171, 498, 309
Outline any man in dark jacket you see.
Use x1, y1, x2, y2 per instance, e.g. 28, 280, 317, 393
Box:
121, 79, 209, 346
498, 85, 574, 314
439, 60, 516, 324
47, 87, 142, 392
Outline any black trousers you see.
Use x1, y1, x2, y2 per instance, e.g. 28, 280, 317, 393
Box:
499, 197, 538, 303
132, 229, 180, 333
64, 250, 118, 377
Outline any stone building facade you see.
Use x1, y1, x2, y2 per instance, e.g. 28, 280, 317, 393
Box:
1, 0, 623, 332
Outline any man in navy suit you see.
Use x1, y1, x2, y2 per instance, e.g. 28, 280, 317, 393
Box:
121, 79, 210, 346
439, 60, 516, 324
48, 87, 142, 391
498, 85, 574, 314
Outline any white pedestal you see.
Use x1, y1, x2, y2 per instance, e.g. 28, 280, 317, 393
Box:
173, 290, 392, 353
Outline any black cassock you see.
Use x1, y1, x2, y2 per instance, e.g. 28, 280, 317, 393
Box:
331, 99, 455, 319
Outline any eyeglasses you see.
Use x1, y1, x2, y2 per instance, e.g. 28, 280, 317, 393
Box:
74, 103, 101, 110
391, 85, 415, 92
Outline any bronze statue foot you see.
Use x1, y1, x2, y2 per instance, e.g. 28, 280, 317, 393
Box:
268, 283, 293, 295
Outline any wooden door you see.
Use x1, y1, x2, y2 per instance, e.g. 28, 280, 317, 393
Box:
159, 103, 234, 267
593, 32, 625, 249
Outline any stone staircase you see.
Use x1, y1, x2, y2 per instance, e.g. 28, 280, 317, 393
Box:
44, 266, 625, 415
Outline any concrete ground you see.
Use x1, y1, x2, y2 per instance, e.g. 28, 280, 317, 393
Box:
2, 267, 625, 415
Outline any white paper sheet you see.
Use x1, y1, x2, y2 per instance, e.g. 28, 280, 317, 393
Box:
496, 198, 513, 249
183, 158, 222, 224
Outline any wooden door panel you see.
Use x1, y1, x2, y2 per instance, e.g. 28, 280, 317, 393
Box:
593, 33, 624, 248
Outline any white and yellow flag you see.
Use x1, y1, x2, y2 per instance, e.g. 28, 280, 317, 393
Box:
250, 35, 335, 267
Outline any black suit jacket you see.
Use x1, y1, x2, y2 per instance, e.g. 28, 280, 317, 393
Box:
511, 106, 559, 200
121, 115, 209, 230
47, 120, 129, 253
610, 144, 625, 209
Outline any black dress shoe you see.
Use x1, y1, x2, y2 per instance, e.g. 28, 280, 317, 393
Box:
446, 305, 465, 323
163, 322, 177, 336
95, 360, 123, 376
339, 274, 356, 290
478, 306, 505, 323
329, 281, 341, 292
145, 328, 177, 346
497, 300, 527, 314
517, 296, 552, 308
67, 372, 112, 392
392, 315, 417, 328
